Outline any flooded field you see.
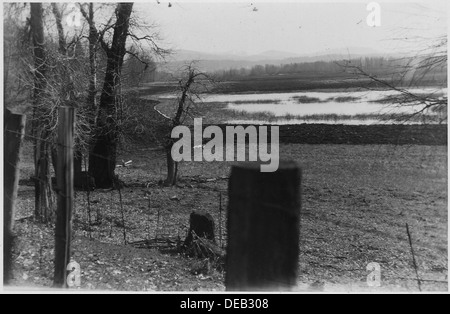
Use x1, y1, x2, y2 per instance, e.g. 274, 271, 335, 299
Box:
152, 88, 447, 125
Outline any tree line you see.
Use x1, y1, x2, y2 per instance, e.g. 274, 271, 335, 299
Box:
206, 56, 447, 83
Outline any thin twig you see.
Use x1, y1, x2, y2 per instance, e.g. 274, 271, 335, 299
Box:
84, 156, 92, 239
109, 188, 114, 237
219, 192, 223, 249
117, 181, 127, 245
147, 192, 151, 241
406, 223, 422, 292
394, 277, 447, 284
155, 200, 161, 241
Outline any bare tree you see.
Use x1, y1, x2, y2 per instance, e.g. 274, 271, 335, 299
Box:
164, 64, 214, 186
3, 5, 30, 282
30, 3, 56, 222
5, 2, 99, 221
122, 45, 157, 88
79, 3, 99, 112
88, 3, 134, 189
342, 36, 447, 124
86, 3, 168, 188
50, 2, 92, 187
3, 3, 32, 114
5, 3, 167, 224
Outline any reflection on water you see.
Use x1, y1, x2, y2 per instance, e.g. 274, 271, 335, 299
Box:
223, 89, 445, 116
154, 88, 447, 125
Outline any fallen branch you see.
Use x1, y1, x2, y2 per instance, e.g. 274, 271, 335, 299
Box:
184, 231, 225, 270
394, 277, 447, 284
116, 160, 133, 168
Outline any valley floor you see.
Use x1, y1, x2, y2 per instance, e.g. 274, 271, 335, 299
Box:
9, 142, 448, 292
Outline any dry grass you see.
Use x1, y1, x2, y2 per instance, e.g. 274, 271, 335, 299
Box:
10, 141, 448, 292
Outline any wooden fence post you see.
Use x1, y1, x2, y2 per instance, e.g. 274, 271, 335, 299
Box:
3, 109, 27, 284
226, 161, 302, 291
54, 106, 75, 288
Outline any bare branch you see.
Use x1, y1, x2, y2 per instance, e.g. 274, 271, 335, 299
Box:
125, 49, 151, 69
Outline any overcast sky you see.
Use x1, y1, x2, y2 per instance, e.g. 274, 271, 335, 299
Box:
134, 0, 447, 56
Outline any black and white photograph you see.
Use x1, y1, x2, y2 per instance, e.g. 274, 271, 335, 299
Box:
2, 0, 448, 295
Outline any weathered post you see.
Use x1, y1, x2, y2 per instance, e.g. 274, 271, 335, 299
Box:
54, 106, 75, 288
3, 109, 27, 284
226, 161, 302, 291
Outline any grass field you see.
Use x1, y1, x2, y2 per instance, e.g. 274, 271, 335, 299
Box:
11, 140, 448, 291
8, 78, 448, 292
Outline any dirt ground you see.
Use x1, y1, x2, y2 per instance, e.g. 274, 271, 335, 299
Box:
8, 140, 447, 292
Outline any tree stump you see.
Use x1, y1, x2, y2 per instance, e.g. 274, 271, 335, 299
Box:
184, 211, 216, 246
183, 211, 225, 262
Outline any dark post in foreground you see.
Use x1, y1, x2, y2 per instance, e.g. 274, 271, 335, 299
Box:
3, 109, 26, 284
54, 107, 75, 287
226, 162, 302, 291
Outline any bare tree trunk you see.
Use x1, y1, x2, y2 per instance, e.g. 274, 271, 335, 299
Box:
50, 2, 63, 179
164, 70, 196, 186
34, 131, 55, 222
34, 143, 54, 222
74, 150, 83, 185
3, 109, 26, 284
79, 3, 98, 115
51, 3, 66, 55
165, 145, 178, 186
87, 3, 98, 112
31, 2, 55, 222
89, 3, 133, 188
80, 3, 98, 190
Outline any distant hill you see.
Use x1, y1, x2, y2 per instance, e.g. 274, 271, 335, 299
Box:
167, 49, 305, 62
158, 48, 394, 73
